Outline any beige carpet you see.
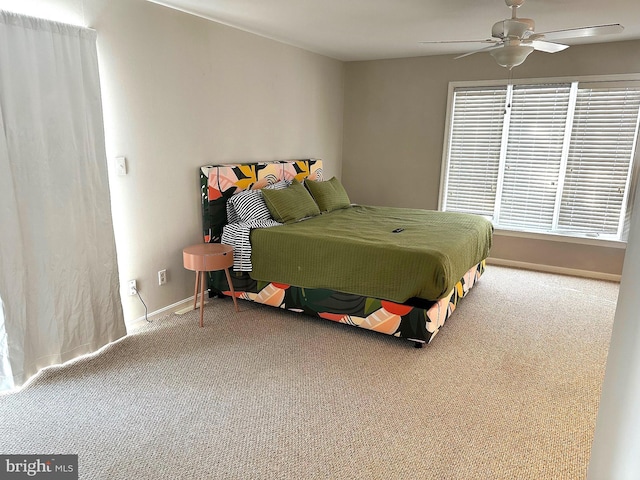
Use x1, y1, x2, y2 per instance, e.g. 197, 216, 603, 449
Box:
0, 266, 618, 479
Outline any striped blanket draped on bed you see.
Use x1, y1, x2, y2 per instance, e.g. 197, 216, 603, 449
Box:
222, 219, 281, 271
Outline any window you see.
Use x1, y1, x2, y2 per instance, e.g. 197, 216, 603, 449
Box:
441, 78, 640, 242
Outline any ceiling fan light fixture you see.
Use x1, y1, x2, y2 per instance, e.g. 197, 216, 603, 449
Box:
490, 44, 534, 69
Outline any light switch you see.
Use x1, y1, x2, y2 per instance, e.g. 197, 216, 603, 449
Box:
115, 156, 127, 176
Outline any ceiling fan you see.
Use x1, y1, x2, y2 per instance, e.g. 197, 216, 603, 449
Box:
420, 0, 624, 69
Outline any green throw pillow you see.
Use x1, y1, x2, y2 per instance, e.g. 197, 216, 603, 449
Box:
262, 179, 321, 223
305, 176, 351, 212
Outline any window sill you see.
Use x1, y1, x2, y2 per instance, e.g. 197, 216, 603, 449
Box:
493, 228, 627, 249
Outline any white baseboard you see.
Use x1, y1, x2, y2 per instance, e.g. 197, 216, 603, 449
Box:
174, 300, 208, 315
486, 257, 621, 282
126, 295, 201, 329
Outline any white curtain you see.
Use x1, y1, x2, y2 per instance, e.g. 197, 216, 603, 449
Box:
0, 11, 126, 392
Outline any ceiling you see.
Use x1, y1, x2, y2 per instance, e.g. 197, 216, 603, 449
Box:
148, 0, 640, 62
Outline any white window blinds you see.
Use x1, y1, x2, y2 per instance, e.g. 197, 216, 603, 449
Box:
444, 87, 505, 217
441, 79, 640, 241
499, 84, 571, 230
559, 85, 640, 236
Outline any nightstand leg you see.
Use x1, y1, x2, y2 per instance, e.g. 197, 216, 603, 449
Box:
224, 267, 239, 312
199, 271, 205, 328
193, 270, 200, 311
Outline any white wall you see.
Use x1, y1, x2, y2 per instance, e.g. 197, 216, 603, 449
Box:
0, 0, 345, 324
588, 180, 640, 479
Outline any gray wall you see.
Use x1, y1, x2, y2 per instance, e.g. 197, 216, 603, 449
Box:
343, 40, 640, 278
0, 0, 345, 323
93, 1, 345, 323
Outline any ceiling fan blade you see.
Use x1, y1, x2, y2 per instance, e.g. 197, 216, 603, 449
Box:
539, 23, 624, 41
454, 43, 503, 60
530, 40, 569, 53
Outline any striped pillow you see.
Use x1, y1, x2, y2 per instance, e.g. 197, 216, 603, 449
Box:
264, 179, 292, 190
228, 189, 272, 222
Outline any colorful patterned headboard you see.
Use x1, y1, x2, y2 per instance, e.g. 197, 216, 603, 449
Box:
200, 159, 323, 243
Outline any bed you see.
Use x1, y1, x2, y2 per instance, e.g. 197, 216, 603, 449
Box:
200, 159, 493, 347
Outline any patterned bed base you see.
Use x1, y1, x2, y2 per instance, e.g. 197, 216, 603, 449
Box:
209, 260, 485, 346
200, 159, 486, 346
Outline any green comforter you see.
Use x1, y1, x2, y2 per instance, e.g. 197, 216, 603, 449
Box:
250, 205, 493, 303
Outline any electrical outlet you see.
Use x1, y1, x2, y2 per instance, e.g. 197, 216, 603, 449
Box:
115, 156, 127, 176
128, 279, 137, 296
158, 269, 167, 286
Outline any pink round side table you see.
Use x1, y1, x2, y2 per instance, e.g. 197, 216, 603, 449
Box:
183, 243, 239, 327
